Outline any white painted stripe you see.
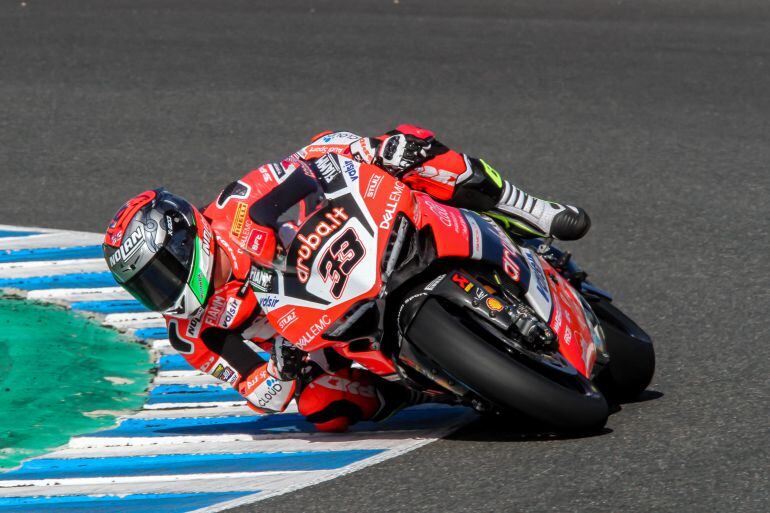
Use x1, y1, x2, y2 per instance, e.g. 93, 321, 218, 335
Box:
103, 312, 164, 329
0, 258, 106, 278
104, 311, 164, 323
57, 436, 419, 459
103, 316, 165, 330
127, 404, 255, 419
156, 369, 207, 378
151, 338, 172, 350
192, 414, 474, 513
0, 473, 300, 498
0, 470, 304, 489
26, 286, 132, 301
154, 372, 223, 385
0, 223, 58, 232
0, 231, 102, 250
69, 434, 261, 450
0, 477, 259, 498
143, 400, 246, 410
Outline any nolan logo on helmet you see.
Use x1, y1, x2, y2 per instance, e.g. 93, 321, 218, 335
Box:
108, 226, 144, 267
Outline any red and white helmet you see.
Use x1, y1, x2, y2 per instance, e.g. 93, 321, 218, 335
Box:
103, 189, 216, 317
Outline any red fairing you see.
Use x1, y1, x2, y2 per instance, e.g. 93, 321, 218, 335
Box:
543, 260, 597, 377
104, 190, 157, 247
412, 193, 471, 259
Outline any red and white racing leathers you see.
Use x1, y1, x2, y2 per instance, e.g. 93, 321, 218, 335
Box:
161, 124, 583, 431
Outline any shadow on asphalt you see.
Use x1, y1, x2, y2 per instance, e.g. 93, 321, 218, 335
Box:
449, 389, 664, 443
616, 389, 664, 405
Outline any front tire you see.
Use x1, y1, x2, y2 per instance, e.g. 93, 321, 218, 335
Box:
406, 298, 609, 431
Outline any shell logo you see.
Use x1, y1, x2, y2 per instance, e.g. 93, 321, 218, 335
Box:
486, 297, 504, 312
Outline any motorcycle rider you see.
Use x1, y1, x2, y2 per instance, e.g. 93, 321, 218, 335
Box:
103, 125, 590, 432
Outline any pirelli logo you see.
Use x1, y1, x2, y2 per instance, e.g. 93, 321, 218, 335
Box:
231, 202, 248, 237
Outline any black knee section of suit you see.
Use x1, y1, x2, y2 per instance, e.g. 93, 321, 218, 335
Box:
449, 157, 503, 212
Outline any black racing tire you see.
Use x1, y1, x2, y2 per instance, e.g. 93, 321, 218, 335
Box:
591, 298, 655, 400
406, 298, 609, 431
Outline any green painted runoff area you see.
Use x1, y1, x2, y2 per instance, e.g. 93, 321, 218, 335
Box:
0, 298, 152, 469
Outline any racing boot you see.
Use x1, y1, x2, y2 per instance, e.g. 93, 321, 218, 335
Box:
491, 179, 591, 241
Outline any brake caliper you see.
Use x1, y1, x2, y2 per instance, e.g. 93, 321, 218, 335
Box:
507, 301, 557, 352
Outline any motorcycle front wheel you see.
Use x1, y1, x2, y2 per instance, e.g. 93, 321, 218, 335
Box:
405, 297, 609, 431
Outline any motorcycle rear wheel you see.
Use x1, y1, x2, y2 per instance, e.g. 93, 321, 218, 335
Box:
590, 297, 655, 400
406, 297, 609, 431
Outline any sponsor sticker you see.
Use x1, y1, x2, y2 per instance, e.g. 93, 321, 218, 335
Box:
200, 355, 215, 373
525, 251, 551, 305
320, 131, 359, 143
502, 249, 521, 282
365, 173, 383, 199
379, 181, 405, 230
259, 295, 280, 310
451, 273, 474, 293
486, 297, 504, 312
315, 374, 375, 397
108, 225, 144, 266
316, 154, 342, 184
230, 202, 248, 238
271, 162, 287, 181
220, 367, 237, 384
296, 314, 332, 349
474, 287, 488, 301
186, 307, 204, 338
212, 363, 225, 379
295, 207, 349, 283
204, 296, 226, 326
417, 165, 458, 185
247, 226, 270, 255
277, 309, 298, 330
248, 266, 273, 293
465, 214, 483, 259
423, 198, 453, 228
254, 377, 286, 409
220, 297, 242, 328
423, 274, 446, 292
200, 226, 212, 256
343, 159, 358, 181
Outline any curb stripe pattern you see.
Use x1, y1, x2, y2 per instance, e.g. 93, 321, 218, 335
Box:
0, 225, 474, 512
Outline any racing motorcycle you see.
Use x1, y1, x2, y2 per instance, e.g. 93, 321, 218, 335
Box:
253, 153, 655, 430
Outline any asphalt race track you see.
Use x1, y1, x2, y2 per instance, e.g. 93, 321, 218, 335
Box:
1, 1, 768, 511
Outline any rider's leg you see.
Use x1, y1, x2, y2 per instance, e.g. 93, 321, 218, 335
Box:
403, 151, 590, 241
297, 367, 417, 432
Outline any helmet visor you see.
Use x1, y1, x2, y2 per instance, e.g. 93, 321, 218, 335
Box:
121, 230, 195, 311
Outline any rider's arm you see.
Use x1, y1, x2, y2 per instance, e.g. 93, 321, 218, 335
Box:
237, 337, 300, 414
208, 159, 320, 265
166, 317, 296, 413
350, 125, 590, 240
350, 124, 502, 211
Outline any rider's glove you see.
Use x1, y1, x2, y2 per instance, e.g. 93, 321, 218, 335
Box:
349, 137, 379, 165
271, 337, 303, 381
377, 134, 433, 174
239, 361, 297, 414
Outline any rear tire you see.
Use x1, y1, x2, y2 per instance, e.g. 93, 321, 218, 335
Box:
406, 298, 608, 431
